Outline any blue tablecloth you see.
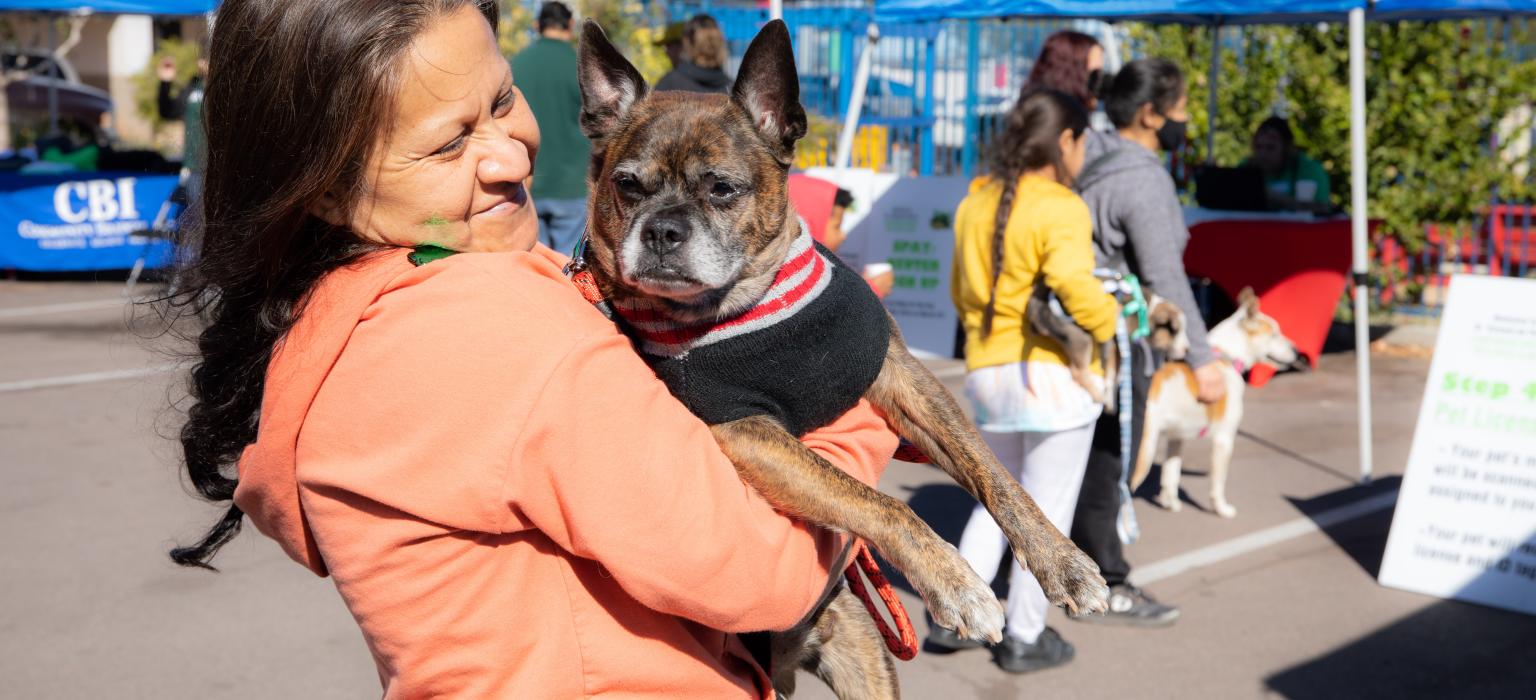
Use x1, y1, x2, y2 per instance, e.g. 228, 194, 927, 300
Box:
0, 172, 178, 272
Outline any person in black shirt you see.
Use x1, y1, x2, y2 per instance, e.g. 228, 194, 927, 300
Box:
156, 54, 207, 207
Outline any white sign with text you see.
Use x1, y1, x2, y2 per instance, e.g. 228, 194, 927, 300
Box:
1379, 275, 1536, 616
847, 176, 970, 359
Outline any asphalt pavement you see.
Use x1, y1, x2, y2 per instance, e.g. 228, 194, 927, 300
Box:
2, 279, 1532, 699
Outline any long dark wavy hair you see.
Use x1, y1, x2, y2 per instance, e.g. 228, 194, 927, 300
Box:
1025, 31, 1102, 107
165, 0, 498, 570
980, 88, 1089, 337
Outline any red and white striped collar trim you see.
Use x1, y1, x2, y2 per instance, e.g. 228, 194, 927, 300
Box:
611, 229, 832, 358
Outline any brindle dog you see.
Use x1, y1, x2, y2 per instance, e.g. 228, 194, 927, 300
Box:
574, 20, 1109, 698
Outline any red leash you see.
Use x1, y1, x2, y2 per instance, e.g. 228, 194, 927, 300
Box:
848, 440, 927, 660
844, 543, 919, 660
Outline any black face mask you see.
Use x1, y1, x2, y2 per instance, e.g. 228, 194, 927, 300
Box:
1156, 117, 1187, 153
1086, 69, 1111, 101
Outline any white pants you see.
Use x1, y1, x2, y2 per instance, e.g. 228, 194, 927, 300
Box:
956, 423, 1095, 644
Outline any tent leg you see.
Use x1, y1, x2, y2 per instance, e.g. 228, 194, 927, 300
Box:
1349, 7, 1373, 484
835, 23, 878, 171
1206, 19, 1221, 161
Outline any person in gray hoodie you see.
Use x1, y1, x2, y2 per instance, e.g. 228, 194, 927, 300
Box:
654, 14, 732, 94
1069, 58, 1226, 626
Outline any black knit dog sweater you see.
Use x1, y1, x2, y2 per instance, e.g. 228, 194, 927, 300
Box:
611, 231, 891, 437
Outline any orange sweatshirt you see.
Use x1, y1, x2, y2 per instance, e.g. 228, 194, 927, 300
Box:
232, 246, 898, 698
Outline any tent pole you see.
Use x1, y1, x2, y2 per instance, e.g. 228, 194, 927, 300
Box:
835, 23, 878, 171
1206, 18, 1221, 162
1348, 7, 1373, 484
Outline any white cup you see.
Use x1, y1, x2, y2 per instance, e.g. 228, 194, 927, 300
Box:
1295, 180, 1318, 201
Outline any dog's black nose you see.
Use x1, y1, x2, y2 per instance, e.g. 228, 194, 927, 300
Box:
643, 213, 691, 256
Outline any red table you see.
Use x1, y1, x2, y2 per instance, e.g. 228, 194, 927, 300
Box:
1181, 213, 1368, 387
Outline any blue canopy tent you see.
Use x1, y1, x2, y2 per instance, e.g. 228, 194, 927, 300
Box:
0, 0, 215, 275
875, 0, 1361, 23
0, 1, 212, 12
1373, 0, 1536, 18
0, 0, 216, 135
855, 0, 1536, 482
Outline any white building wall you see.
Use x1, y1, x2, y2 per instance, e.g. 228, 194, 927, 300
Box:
106, 15, 156, 145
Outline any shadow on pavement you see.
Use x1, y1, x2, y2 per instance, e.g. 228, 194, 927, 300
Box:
1283, 476, 1402, 578
1271, 477, 1536, 698
1265, 596, 1536, 699
1240, 429, 1360, 484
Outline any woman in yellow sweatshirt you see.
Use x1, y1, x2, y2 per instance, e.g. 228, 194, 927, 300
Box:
933, 88, 1119, 673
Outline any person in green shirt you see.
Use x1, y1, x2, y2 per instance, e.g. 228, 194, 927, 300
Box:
158, 53, 207, 206
1247, 116, 1331, 213
512, 2, 591, 255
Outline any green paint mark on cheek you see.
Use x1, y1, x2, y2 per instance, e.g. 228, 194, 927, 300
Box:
418, 214, 453, 248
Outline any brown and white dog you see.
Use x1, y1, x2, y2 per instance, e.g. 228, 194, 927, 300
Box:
574, 21, 1107, 698
1131, 288, 1303, 518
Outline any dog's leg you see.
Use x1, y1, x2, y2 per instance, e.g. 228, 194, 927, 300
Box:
712, 416, 1005, 643
1156, 438, 1183, 513
779, 587, 900, 700
1209, 434, 1237, 518
867, 326, 1109, 617
1130, 413, 1161, 490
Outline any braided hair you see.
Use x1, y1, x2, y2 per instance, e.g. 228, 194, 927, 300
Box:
979, 88, 1090, 337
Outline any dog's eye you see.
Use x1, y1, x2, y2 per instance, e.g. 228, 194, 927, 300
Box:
613, 174, 644, 198
710, 181, 738, 199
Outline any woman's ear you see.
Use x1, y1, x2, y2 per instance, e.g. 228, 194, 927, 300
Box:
1138, 102, 1162, 132
1059, 127, 1076, 159
309, 192, 347, 227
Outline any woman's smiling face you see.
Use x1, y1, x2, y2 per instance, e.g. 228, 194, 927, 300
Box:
341, 5, 541, 253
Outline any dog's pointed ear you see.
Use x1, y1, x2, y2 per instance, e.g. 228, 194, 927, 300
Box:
578, 20, 648, 147
731, 20, 807, 165
1237, 286, 1260, 316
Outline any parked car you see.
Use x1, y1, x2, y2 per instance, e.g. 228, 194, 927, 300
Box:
3, 49, 114, 145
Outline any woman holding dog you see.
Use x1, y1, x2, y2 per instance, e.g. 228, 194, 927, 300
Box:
939, 88, 1118, 673
1070, 58, 1224, 628
163, 1, 896, 697
1021, 35, 1202, 629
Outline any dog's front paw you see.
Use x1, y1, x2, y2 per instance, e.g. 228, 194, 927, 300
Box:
917, 544, 1005, 644
1033, 545, 1110, 617
1214, 501, 1237, 519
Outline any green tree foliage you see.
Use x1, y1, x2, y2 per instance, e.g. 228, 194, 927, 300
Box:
1131, 20, 1536, 250
498, 0, 537, 57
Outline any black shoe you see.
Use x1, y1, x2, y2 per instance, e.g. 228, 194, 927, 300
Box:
923, 624, 984, 654
990, 627, 1074, 674
1075, 584, 1180, 627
